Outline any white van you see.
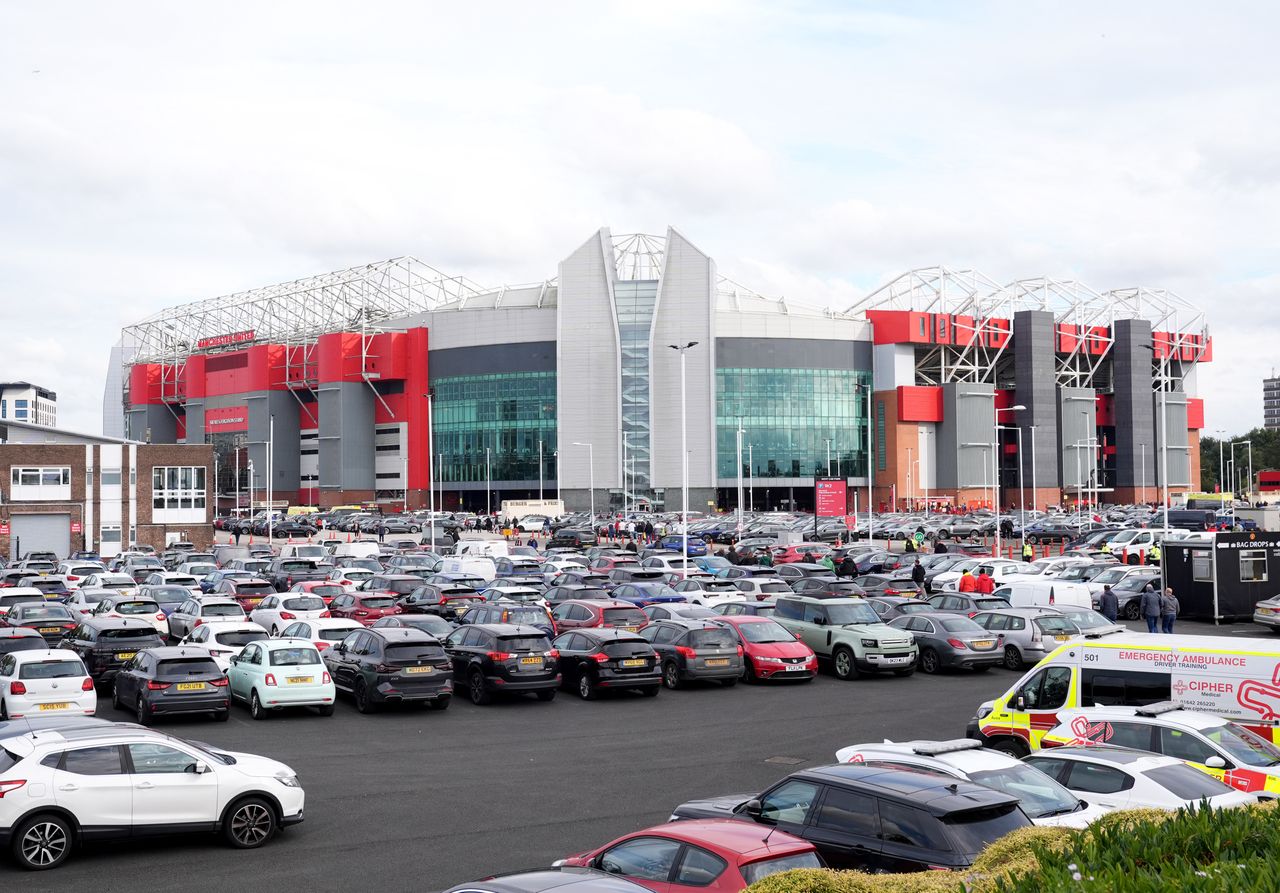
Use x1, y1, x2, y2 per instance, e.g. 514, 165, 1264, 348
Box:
279, 544, 329, 560
332, 542, 382, 559
453, 541, 509, 559
1103, 529, 1161, 564
440, 556, 497, 581
993, 580, 1092, 610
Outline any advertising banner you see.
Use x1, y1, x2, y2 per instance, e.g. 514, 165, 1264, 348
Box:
815, 478, 847, 518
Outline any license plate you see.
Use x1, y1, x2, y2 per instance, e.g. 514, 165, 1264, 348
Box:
404, 666, 432, 674
245, 599, 262, 607
706, 658, 730, 667
784, 664, 807, 672
39, 627, 61, 634
287, 676, 314, 684
176, 682, 205, 691
38, 703, 70, 711
520, 657, 542, 665
1055, 635, 1071, 642
620, 658, 646, 667
621, 626, 638, 632
115, 652, 136, 660
973, 640, 994, 649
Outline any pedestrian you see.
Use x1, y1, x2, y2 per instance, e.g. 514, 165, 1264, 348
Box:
819, 553, 836, 572
1140, 584, 1163, 633
1160, 587, 1180, 634
528, 536, 539, 551
1021, 541, 1033, 561
802, 550, 816, 564
839, 554, 857, 578
625, 539, 638, 553
725, 545, 741, 565
758, 549, 774, 568
1001, 518, 1014, 539
958, 569, 977, 593
1147, 543, 1162, 566
377, 523, 386, 543
233, 526, 242, 545
910, 558, 925, 587
1098, 585, 1119, 622
905, 536, 916, 554
934, 540, 948, 554
975, 569, 995, 594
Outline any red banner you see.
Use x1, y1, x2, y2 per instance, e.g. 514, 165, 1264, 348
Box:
0, 522, 9, 535
197, 329, 255, 350
204, 405, 249, 433
815, 478, 848, 517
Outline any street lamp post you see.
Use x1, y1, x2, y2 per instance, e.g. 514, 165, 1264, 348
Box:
1233, 440, 1254, 506
906, 446, 913, 509
1217, 429, 1226, 511
267, 414, 274, 543
1028, 425, 1038, 516
668, 341, 699, 559
426, 390, 435, 553
747, 443, 754, 512
735, 419, 744, 540
572, 442, 594, 520
993, 405, 1026, 556
485, 446, 491, 517
538, 439, 543, 502
920, 427, 931, 518
824, 438, 832, 478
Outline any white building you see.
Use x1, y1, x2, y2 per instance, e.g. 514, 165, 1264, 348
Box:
0, 382, 57, 427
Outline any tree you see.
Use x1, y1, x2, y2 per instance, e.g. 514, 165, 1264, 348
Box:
1200, 427, 1280, 494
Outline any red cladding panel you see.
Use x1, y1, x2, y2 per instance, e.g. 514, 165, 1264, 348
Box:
298, 400, 318, 430
994, 390, 1015, 411
867, 310, 913, 344
402, 328, 431, 490
933, 314, 953, 345
375, 392, 405, 424
128, 364, 163, 404
953, 315, 979, 347
1199, 336, 1213, 362
1186, 398, 1205, 430
897, 386, 943, 422
1056, 324, 1080, 353
984, 318, 1012, 349
1095, 394, 1115, 427
185, 355, 207, 399
1086, 326, 1109, 356
316, 332, 366, 382
365, 332, 408, 381
204, 405, 249, 434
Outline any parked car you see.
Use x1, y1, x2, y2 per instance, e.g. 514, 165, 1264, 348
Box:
182, 622, 271, 673
89, 596, 167, 635
969, 608, 1081, 670
713, 600, 779, 618
638, 619, 743, 689
643, 603, 719, 622
887, 612, 1002, 674
850, 574, 922, 598
166, 597, 247, 641
0, 649, 96, 721
443, 623, 560, 705
549, 599, 648, 632
924, 593, 1012, 617
713, 615, 817, 683
772, 595, 917, 679
864, 596, 936, 622
248, 594, 330, 635
370, 614, 456, 638
3, 603, 79, 645
214, 577, 282, 611
227, 638, 336, 719
0, 628, 51, 658
551, 627, 662, 699
397, 584, 484, 620
323, 626, 453, 712
110, 646, 230, 724
279, 617, 364, 652
327, 592, 401, 626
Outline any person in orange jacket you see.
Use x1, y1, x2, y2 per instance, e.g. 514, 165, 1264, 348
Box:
957, 569, 978, 593
975, 570, 995, 594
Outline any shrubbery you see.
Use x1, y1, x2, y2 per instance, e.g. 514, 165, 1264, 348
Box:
745, 802, 1280, 893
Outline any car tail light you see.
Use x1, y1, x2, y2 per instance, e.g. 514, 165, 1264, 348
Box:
967, 611, 979, 618
315, 641, 330, 651
156, 612, 165, 621
591, 652, 610, 663
280, 612, 296, 621
285, 577, 293, 586
210, 676, 229, 687
947, 638, 968, 650
487, 651, 513, 661
736, 645, 744, 657
675, 646, 697, 660
545, 650, 559, 660
67, 575, 80, 582
653, 650, 662, 660
322, 672, 331, 684
320, 610, 331, 618
0, 779, 26, 798
194, 619, 203, 628
146, 680, 170, 690
81, 677, 94, 691
264, 673, 277, 686
8, 682, 25, 695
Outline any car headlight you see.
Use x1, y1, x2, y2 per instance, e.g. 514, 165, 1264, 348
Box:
861, 638, 878, 648
977, 705, 994, 720
275, 774, 301, 788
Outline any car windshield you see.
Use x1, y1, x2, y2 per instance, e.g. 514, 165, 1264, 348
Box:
940, 617, 985, 633
741, 852, 823, 883
826, 603, 882, 625
215, 630, 269, 646
1094, 568, 1129, 585
99, 628, 160, 641
203, 604, 245, 617
282, 597, 326, 612
268, 647, 321, 666
969, 765, 1081, 819
360, 597, 396, 609
736, 620, 795, 644
943, 805, 1029, 855
18, 659, 85, 679
156, 658, 220, 679
1206, 723, 1280, 767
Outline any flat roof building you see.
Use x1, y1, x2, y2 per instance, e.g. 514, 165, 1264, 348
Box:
0, 382, 57, 427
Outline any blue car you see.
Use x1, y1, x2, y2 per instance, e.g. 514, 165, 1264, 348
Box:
609, 581, 687, 607
659, 535, 708, 557
694, 555, 731, 574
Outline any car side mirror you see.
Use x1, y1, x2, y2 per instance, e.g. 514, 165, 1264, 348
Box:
1015, 695, 1026, 711
190, 761, 210, 774
743, 798, 763, 818
1205, 756, 1227, 769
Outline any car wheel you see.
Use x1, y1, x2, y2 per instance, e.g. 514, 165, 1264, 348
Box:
110, 683, 121, 710
743, 659, 759, 684
662, 661, 682, 690
920, 648, 941, 674
1003, 645, 1023, 671
250, 690, 267, 720
12, 813, 73, 871
224, 797, 277, 849
990, 737, 1030, 758
1027, 535, 1040, 545
535, 688, 557, 702
0, 699, 7, 721
354, 679, 377, 714
832, 646, 857, 680
577, 672, 597, 700
136, 696, 151, 726
1123, 600, 1142, 621
468, 670, 491, 705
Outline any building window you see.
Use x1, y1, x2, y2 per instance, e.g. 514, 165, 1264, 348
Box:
1241, 549, 1268, 583
433, 371, 557, 486
100, 526, 122, 545
100, 469, 121, 487
150, 466, 207, 521
14, 400, 27, 409
11, 466, 71, 487
1192, 554, 1214, 582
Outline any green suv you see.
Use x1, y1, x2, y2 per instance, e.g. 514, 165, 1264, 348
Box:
773, 595, 918, 679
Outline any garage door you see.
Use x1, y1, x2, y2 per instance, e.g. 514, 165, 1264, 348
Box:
9, 514, 71, 562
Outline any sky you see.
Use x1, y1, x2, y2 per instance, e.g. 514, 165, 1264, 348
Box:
0, 1, 1275, 436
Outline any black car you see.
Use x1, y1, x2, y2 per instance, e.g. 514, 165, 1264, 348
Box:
397, 584, 484, 620
544, 584, 611, 606
639, 619, 744, 689
713, 599, 778, 618
772, 563, 837, 583
443, 623, 559, 705
789, 578, 866, 598
550, 574, 613, 591
110, 646, 230, 724
460, 603, 556, 638
60, 617, 166, 684
5, 603, 79, 644
0, 628, 50, 657
371, 614, 457, 637
323, 627, 453, 712
549, 528, 599, 549
551, 628, 661, 700
670, 763, 1030, 873
441, 868, 653, 893
852, 574, 924, 598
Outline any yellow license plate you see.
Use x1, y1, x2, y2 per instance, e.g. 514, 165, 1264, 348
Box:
1055, 635, 1071, 642
404, 666, 432, 674
620, 658, 646, 667
974, 640, 993, 648
706, 658, 731, 666
621, 626, 638, 632
287, 676, 314, 684
38, 703, 70, 711
520, 657, 542, 665
176, 682, 205, 691
39, 627, 61, 634
245, 599, 262, 607
116, 652, 136, 660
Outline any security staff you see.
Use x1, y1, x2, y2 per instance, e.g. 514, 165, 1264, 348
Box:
1148, 543, 1162, 565
1021, 541, 1033, 561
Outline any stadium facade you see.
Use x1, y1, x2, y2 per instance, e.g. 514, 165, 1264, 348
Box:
108, 226, 1210, 514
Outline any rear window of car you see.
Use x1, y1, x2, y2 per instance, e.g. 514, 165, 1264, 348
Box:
502, 608, 549, 625
214, 630, 268, 647
1035, 617, 1077, 634
0, 596, 43, 608
269, 647, 322, 666
688, 628, 737, 648
942, 804, 1029, 855
318, 628, 353, 641
282, 597, 326, 612
602, 607, 647, 626
940, 617, 985, 633
974, 598, 1010, 609
741, 852, 823, 884
156, 658, 221, 679
497, 635, 551, 652
279, 561, 316, 572
235, 583, 276, 595
19, 659, 85, 679
384, 642, 445, 663
203, 604, 245, 617
99, 628, 161, 641
16, 605, 73, 620
309, 585, 344, 597
1143, 764, 1234, 800
361, 597, 396, 609
115, 601, 159, 615
103, 581, 134, 590
1, 638, 49, 654
152, 587, 191, 603
382, 580, 418, 595
28, 580, 64, 592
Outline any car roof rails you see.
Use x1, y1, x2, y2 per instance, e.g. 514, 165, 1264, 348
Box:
1134, 701, 1183, 717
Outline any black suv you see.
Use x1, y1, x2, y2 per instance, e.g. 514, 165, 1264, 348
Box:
60, 617, 165, 685
549, 528, 598, 549
443, 623, 559, 705
111, 646, 230, 724
323, 627, 453, 712
551, 628, 661, 700
671, 763, 1030, 873
790, 578, 866, 598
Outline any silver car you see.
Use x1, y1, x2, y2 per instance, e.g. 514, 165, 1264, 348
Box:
165, 597, 246, 640
969, 607, 1080, 670
887, 611, 1002, 673
1254, 596, 1280, 632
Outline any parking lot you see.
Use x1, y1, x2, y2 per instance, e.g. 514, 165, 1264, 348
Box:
0, 611, 1249, 892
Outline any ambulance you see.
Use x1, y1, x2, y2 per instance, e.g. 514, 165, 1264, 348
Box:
966, 633, 1280, 756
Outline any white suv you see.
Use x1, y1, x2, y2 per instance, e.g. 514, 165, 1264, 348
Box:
834, 738, 1109, 828
0, 724, 304, 869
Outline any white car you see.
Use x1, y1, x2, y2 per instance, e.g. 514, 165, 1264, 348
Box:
0, 725, 304, 869
833, 738, 1108, 828
63, 589, 114, 617
176, 562, 217, 579
0, 649, 97, 721
143, 572, 202, 595
78, 573, 137, 597
183, 621, 271, 673
929, 559, 982, 592
540, 556, 589, 583
1022, 746, 1258, 812
89, 596, 168, 635
55, 562, 105, 591
249, 594, 330, 635
279, 618, 363, 652
327, 568, 374, 591
482, 585, 546, 608
166, 597, 248, 640
725, 577, 796, 601
639, 555, 703, 577
0, 589, 47, 619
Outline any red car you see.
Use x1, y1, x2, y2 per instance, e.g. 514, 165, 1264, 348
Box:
288, 580, 347, 606
549, 598, 648, 632
557, 819, 821, 890
713, 614, 818, 682
328, 592, 402, 626
589, 555, 643, 573
772, 542, 832, 565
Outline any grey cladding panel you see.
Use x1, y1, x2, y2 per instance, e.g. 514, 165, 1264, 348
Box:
1112, 319, 1155, 487
937, 383, 995, 489
1013, 310, 1060, 487
1157, 392, 1191, 488
430, 341, 556, 378
318, 383, 374, 490
715, 338, 871, 371
245, 391, 301, 492
1058, 389, 1097, 489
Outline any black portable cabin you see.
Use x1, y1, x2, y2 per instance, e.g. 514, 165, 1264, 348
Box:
1163, 531, 1280, 622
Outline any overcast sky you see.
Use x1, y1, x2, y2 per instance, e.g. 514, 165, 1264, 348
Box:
0, 2, 1273, 436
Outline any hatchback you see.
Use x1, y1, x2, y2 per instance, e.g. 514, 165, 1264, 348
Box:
925, 593, 1012, 618
545, 582, 612, 602
110, 646, 230, 724
249, 594, 330, 635
773, 543, 832, 565
182, 622, 271, 673
228, 638, 335, 719
713, 600, 778, 618
167, 598, 247, 640
852, 575, 923, 598
397, 584, 483, 620
323, 627, 453, 712
444, 623, 560, 705
370, 614, 456, 638
550, 599, 648, 633
280, 617, 364, 652
552, 628, 661, 699
0, 628, 50, 658
89, 597, 167, 635
461, 603, 555, 637
864, 596, 935, 622
713, 615, 817, 683
327, 592, 401, 626
643, 603, 718, 622
4, 604, 79, 644
0, 649, 96, 720
214, 578, 279, 611
970, 608, 1081, 670
789, 578, 866, 598
59, 618, 165, 685
640, 619, 744, 689
887, 612, 1002, 674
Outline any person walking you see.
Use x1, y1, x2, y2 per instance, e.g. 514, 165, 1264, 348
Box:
1021, 540, 1033, 562
758, 549, 774, 568
527, 536, 539, 551
905, 535, 916, 554
233, 525, 242, 545
1147, 543, 1162, 566
934, 540, 948, 554
1099, 584, 1119, 622
910, 558, 926, 588
975, 569, 995, 595
1140, 585, 1163, 634
802, 550, 816, 564
958, 569, 977, 593
839, 554, 857, 578
725, 545, 741, 566
819, 553, 836, 573
1160, 587, 1180, 634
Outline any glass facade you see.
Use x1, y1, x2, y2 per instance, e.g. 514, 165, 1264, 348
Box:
615, 280, 658, 494
433, 372, 556, 483
716, 368, 871, 480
